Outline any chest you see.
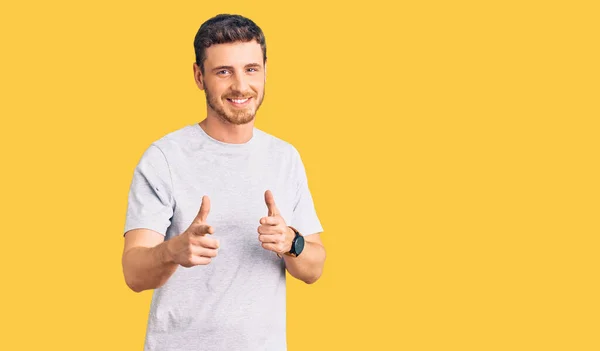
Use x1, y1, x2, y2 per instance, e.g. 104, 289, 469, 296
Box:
166, 152, 296, 244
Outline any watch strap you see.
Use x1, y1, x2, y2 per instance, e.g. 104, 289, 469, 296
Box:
276, 226, 302, 258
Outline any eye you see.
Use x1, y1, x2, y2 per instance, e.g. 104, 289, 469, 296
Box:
247, 67, 259, 73
217, 70, 230, 76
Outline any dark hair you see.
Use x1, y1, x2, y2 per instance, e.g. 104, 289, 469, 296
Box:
194, 14, 267, 74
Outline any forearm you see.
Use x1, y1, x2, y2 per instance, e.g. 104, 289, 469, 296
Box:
122, 241, 178, 292
283, 241, 326, 284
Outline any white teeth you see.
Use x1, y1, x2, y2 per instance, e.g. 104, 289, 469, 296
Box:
230, 98, 249, 104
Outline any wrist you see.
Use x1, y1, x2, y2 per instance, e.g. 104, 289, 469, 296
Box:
286, 226, 295, 252
284, 226, 304, 257
276, 227, 296, 258
162, 239, 176, 264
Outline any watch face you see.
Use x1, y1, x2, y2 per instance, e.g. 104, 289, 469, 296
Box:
294, 235, 305, 255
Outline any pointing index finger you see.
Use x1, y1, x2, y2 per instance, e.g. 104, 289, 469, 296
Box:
194, 195, 211, 223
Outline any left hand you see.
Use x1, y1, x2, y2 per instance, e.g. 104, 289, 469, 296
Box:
258, 190, 294, 255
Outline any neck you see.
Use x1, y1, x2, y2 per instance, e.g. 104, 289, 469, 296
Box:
199, 116, 254, 144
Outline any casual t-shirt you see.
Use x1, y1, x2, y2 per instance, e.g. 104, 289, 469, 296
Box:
124, 123, 324, 351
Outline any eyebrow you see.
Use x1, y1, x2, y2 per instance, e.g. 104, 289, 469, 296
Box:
212, 63, 262, 72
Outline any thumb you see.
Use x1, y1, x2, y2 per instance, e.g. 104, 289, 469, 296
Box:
194, 195, 211, 223
264, 190, 280, 217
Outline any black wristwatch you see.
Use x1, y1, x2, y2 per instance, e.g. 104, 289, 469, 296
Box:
286, 226, 305, 257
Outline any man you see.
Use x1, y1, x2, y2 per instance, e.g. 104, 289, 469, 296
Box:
122, 14, 326, 351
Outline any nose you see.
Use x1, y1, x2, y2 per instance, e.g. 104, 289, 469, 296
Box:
230, 71, 250, 94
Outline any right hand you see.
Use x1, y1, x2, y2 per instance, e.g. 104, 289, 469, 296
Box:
166, 195, 219, 267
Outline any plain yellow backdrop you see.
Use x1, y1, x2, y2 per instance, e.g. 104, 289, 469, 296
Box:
1, 0, 598, 350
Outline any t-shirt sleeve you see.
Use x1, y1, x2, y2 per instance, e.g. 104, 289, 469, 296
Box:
123, 144, 174, 236
290, 147, 324, 236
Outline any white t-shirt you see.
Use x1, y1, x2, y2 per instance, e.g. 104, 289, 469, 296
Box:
124, 123, 323, 351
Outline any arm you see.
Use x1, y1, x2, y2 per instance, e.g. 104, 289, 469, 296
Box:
283, 232, 326, 284
122, 229, 178, 293
259, 190, 326, 284
123, 144, 179, 293
122, 196, 219, 293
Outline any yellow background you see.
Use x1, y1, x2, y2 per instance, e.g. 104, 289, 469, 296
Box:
1, 0, 598, 350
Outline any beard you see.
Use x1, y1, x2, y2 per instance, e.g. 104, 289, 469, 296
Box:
204, 81, 265, 125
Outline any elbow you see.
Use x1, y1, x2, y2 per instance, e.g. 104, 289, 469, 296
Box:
123, 270, 165, 293
124, 274, 144, 293
122, 262, 146, 293
123, 264, 142, 293
128, 283, 143, 293
303, 252, 326, 284
303, 276, 320, 284
303, 269, 323, 285
124, 271, 161, 293
304, 251, 326, 284
122, 251, 150, 293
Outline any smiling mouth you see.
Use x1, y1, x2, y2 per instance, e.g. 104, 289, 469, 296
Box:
226, 97, 252, 106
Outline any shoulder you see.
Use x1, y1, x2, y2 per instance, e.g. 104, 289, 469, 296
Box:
151, 124, 197, 153
130, 125, 198, 169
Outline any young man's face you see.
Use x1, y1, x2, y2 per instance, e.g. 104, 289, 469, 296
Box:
195, 40, 266, 125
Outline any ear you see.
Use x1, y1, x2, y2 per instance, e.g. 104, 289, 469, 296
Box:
193, 62, 205, 90
264, 60, 268, 77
